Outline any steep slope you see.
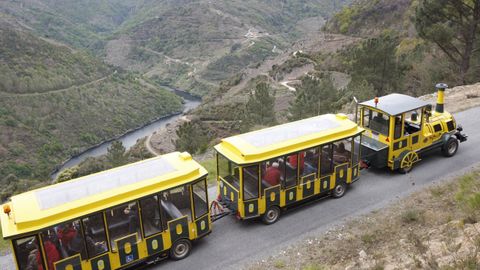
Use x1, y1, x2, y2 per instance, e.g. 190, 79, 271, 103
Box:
0, 23, 109, 94
0, 22, 182, 189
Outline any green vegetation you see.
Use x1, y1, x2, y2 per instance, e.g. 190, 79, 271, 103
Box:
175, 120, 213, 155
252, 169, 480, 269
0, 25, 109, 94
288, 75, 340, 120
56, 139, 154, 183
456, 171, 480, 222
245, 82, 276, 126
199, 158, 217, 186
0, 70, 181, 198
341, 31, 406, 96
414, 0, 480, 84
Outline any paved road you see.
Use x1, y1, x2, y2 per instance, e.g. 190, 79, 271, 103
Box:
152, 106, 480, 270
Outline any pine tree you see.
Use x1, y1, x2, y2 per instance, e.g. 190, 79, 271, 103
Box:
414, 0, 480, 84
107, 140, 127, 167
288, 74, 339, 121
245, 82, 276, 126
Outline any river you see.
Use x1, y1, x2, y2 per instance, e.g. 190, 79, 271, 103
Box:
51, 88, 201, 179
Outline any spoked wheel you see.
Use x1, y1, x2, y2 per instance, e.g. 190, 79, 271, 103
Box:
442, 137, 459, 157
170, 239, 192, 260
332, 181, 347, 198
398, 151, 419, 174
262, 206, 281, 225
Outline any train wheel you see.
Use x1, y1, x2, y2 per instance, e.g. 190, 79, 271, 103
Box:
170, 239, 192, 260
398, 151, 419, 174
262, 206, 281, 225
442, 137, 459, 157
332, 182, 347, 198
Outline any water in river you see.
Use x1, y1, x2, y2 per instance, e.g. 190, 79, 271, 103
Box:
51, 89, 201, 179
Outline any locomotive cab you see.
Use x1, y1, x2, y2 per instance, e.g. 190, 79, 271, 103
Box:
358, 83, 467, 173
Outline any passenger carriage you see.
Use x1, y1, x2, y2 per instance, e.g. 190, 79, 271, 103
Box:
1, 152, 210, 270
214, 114, 365, 224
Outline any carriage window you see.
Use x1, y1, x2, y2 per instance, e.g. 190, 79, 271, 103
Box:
106, 202, 141, 249
243, 165, 259, 200
14, 235, 45, 270
140, 195, 163, 237
352, 136, 361, 165
301, 148, 319, 177
333, 139, 352, 166
320, 144, 334, 175
218, 153, 240, 189
261, 158, 283, 191
284, 154, 299, 188
160, 185, 192, 228
394, 115, 403, 139
82, 213, 108, 258
192, 179, 208, 219
404, 109, 422, 134
364, 108, 389, 136
39, 219, 86, 269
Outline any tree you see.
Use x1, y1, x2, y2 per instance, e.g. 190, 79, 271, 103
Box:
415, 0, 480, 84
344, 31, 404, 96
107, 141, 127, 167
245, 82, 276, 126
288, 74, 339, 121
175, 120, 210, 154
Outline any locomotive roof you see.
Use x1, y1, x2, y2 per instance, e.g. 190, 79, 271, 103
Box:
215, 114, 364, 164
359, 93, 429, 115
1, 152, 207, 238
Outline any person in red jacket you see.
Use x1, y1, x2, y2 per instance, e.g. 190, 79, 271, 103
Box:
264, 162, 281, 186
57, 224, 77, 248
43, 238, 61, 270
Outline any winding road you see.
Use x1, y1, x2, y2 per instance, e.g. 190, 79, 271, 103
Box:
152, 106, 480, 270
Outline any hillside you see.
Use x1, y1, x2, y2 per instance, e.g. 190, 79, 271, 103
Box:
0, 23, 183, 200
0, 22, 109, 94
1, 0, 353, 96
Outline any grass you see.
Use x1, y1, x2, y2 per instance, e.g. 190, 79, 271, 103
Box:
250, 168, 480, 269
199, 158, 217, 186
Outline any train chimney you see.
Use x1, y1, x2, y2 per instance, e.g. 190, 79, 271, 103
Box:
435, 83, 448, 114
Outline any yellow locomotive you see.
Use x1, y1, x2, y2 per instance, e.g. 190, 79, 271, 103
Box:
358, 83, 467, 173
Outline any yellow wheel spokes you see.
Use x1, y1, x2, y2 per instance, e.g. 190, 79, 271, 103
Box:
401, 152, 419, 169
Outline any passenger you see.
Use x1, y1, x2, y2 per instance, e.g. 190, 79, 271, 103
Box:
43, 237, 61, 270
57, 223, 77, 249
25, 242, 43, 270
287, 153, 304, 171
124, 204, 139, 234
333, 142, 350, 163
85, 228, 107, 255
264, 162, 281, 186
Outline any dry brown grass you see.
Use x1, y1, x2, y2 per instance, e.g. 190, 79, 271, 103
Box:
249, 169, 480, 270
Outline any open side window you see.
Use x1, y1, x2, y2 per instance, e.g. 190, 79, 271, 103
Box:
192, 179, 208, 219
140, 195, 164, 237
13, 235, 45, 270
160, 185, 192, 227
105, 202, 141, 249
242, 165, 259, 200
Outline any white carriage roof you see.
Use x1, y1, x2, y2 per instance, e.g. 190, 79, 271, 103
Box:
240, 115, 340, 148
35, 157, 176, 210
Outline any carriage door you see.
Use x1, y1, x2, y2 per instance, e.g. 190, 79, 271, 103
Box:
242, 165, 259, 218
299, 149, 319, 199
106, 202, 141, 267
